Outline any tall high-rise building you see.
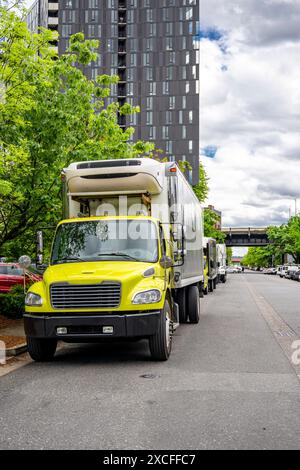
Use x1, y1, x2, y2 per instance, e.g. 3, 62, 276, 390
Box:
29, 0, 199, 184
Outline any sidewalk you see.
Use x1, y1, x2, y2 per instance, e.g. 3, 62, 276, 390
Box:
0, 315, 27, 356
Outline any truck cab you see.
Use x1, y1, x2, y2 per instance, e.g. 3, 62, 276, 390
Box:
203, 237, 218, 292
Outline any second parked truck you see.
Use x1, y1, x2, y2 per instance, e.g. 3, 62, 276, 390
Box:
24, 159, 205, 362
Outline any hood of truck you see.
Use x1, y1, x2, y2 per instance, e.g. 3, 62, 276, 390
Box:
44, 261, 155, 284
26, 261, 167, 313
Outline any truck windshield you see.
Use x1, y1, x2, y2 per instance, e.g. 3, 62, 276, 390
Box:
51, 220, 159, 265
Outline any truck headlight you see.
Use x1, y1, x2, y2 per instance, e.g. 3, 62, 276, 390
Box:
132, 289, 162, 305
25, 292, 43, 306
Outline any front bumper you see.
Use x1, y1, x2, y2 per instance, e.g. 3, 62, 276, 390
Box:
24, 311, 161, 340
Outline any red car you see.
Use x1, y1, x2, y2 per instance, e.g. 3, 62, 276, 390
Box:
0, 263, 42, 293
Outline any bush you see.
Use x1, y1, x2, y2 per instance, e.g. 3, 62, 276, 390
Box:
0, 285, 25, 319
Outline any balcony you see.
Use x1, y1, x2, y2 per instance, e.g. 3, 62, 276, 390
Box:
118, 71, 126, 82
118, 115, 126, 128
48, 17, 59, 26
48, 3, 59, 11
118, 13, 127, 25
119, 0, 127, 9
118, 56, 126, 68
118, 25, 127, 39
118, 83, 126, 98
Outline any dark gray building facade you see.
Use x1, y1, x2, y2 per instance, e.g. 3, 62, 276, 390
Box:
32, 0, 199, 184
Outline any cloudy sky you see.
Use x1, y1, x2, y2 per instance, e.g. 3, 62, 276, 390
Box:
23, 1, 300, 229
200, 0, 300, 228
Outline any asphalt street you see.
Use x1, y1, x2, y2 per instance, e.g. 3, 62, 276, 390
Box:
0, 273, 300, 450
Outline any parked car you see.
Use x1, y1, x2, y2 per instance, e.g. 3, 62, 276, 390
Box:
264, 267, 277, 275
279, 266, 290, 278
285, 266, 300, 279
276, 266, 284, 276
290, 270, 300, 281
227, 266, 241, 274
0, 263, 42, 293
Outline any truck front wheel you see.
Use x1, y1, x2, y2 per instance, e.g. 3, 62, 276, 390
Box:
27, 337, 57, 362
177, 288, 188, 323
187, 286, 200, 324
149, 300, 173, 361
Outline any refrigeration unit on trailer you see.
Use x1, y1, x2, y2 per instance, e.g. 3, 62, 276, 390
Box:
203, 237, 218, 292
217, 244, 227, 283
23, 158, 204, 362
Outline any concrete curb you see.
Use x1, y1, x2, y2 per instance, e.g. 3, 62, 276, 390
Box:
5, 343, 27, 357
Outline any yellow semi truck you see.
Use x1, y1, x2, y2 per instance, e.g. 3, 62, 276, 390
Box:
23, 158, 204, 362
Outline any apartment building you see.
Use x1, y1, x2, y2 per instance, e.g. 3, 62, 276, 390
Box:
27, 0, 200, 184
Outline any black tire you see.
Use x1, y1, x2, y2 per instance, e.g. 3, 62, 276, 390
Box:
177, 288, 188, 323
187, 286, 200, 324
149, 300, 173, 361
199, 284, 204, 298
27, 337, 57, 362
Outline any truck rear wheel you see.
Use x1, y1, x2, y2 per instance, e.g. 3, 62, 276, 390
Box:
149, 300, 173, 361
187, 286, 200, 324
177, 288, 188, 323
27, 337, 57, 362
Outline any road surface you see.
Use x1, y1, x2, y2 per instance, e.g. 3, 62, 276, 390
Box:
0, 273, 300, 450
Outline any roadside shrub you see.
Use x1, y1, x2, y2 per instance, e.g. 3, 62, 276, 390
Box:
0, 285, 25, 319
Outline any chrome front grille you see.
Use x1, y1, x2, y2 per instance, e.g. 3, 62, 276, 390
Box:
50, 283, 121, 310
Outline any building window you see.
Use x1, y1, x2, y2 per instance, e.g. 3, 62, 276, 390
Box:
162, 126, 169, 140
149, 82, 156, 95
146, 97, 153, 110
169, 96, 175, 109
149, 126, 156, 140
146, 112, 153, 125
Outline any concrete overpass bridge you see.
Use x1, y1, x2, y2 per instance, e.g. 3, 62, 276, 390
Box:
222, 227, 269, 247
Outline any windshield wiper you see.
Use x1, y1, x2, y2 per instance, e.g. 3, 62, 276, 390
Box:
97, 252, 141, 262
55, 256, 87, 264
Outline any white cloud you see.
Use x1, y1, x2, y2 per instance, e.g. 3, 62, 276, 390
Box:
200, 0, 300, 228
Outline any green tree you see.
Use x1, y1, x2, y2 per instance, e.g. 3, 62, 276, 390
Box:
226, 247, 233, 265
203, 208, 225, 243
0, 7, 154, 257
268, 216, 300, 263
241, 246, 279, 268
192, 163, 209, 203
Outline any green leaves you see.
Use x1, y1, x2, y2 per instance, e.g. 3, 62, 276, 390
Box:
241, 247, 274, 268
0, 180, 12, 196
203, 208, 225, 243
0, 7, 153, 258
242, 216, 300, 267
267, 216, 300, 263
193, 163, 209, 203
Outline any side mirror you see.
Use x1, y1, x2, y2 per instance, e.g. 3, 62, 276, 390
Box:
36, 231, 44, 266
18, 256, 32, 270
160, 255, 173, 269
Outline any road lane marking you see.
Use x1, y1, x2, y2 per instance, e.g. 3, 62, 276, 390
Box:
245, 276, 300, 380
